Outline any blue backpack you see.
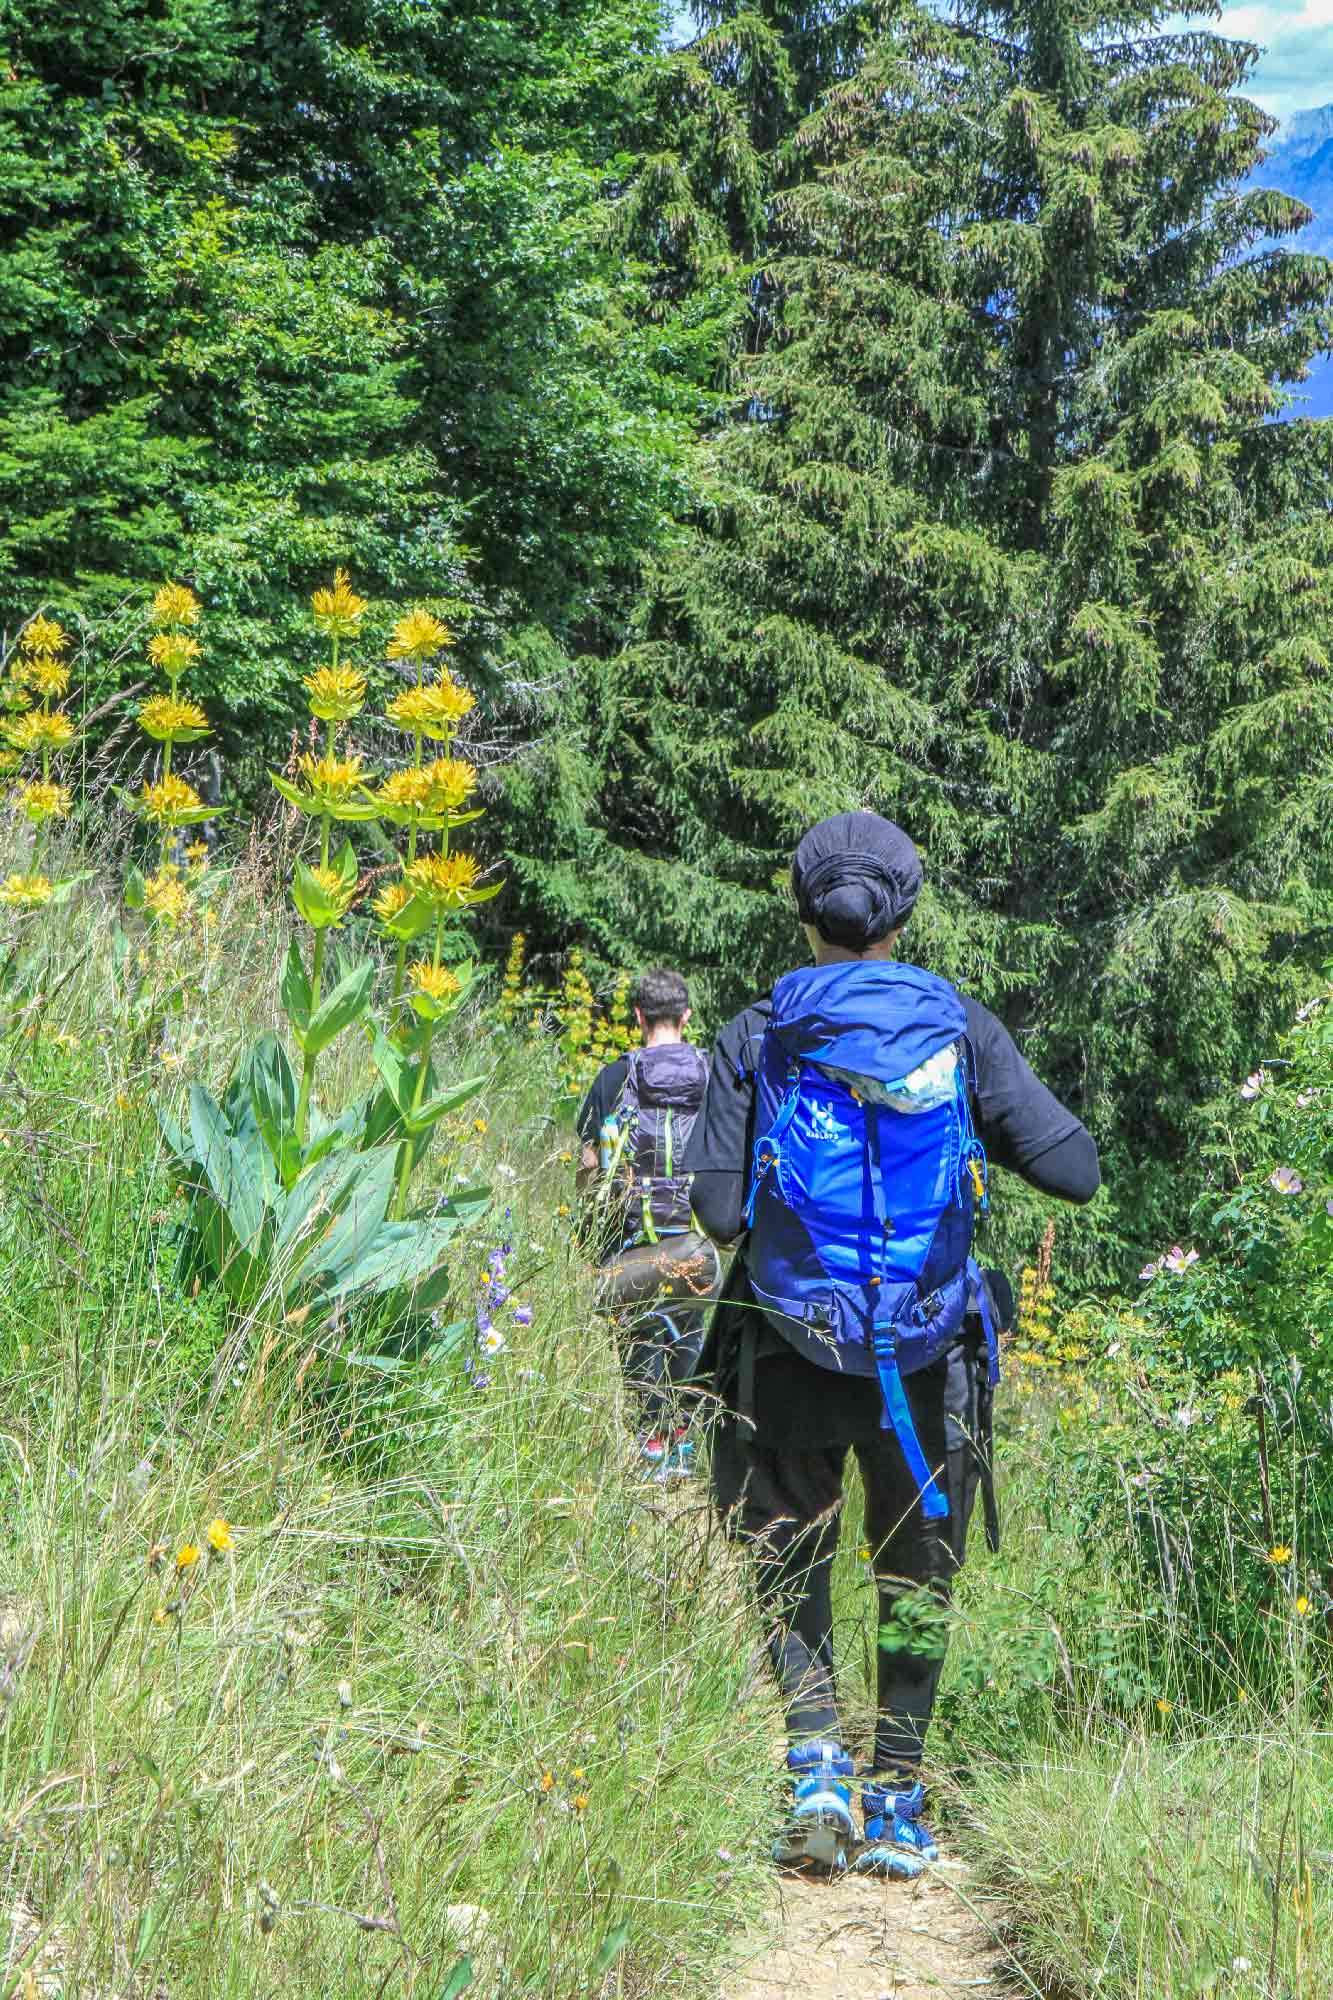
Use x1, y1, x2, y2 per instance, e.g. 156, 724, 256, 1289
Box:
743, 961, 1000, 1520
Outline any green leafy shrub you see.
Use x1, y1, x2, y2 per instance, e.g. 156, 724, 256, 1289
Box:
1028, 979, 1333, 1710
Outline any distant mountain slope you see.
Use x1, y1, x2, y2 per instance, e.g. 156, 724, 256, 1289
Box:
1259, 104, 1333, 258
1251, 104, 1333, 417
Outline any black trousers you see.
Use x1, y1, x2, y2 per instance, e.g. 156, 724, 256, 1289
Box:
595, 1232, 722, 1430
711, 1342, 990, 1773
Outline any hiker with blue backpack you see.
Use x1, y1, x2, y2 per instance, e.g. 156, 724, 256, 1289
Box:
576, 967, 721, 1477
685, 813, 1100, 1876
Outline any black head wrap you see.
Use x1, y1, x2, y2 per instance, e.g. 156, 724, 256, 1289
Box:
791, 812, 923, 950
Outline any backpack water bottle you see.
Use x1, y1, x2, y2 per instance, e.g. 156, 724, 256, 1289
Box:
744, 961, 999, 1519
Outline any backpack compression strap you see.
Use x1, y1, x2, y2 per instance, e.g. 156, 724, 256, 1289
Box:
864, 1106, 949, 1522
743, 1059, 802, 1227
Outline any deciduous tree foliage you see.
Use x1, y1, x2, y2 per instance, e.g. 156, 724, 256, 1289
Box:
0, 0, 697, 768
508, 0, 1333, 1269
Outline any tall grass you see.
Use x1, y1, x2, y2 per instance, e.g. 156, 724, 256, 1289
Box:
823, 1375, 1333, 2000
0, 864, 775, 1998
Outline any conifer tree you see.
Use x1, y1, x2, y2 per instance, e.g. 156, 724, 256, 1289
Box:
513, 0, 1333, 1263
0, 0, 692, 759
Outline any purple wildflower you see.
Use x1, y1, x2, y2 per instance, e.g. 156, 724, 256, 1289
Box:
513, 1304, 533, 1327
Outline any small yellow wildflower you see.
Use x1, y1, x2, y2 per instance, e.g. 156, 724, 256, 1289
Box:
540, 1769, 554, 1793
372, 879, 412, 926
557, 1203, 571, 1218
409, 960, 462, 1006
0, 872, 53, 908
138, 774, 205, 826
206, 1517, 234, 1553
422, 756, 477, 814
15, 780, 71, 824
403, 850, 482, 910
295, 752, 364, 801
1296, 1595, 1311, 1616
472, 1118, 488, 1135
21, 614, 68, 656
377, 766, 435, 811
571, 1767, 585, 1781
6, 709, 75, 753
384, 677, 475, 741
1237, 1687, 1249, 1704
185, 840, 209, 868
116, 1091, 134, 1113
150, 582, 201, 628
24, 655, 70, 700
144, 870, 191, 925
303, 663, 367, 721
175, 1542, 201, 1572
1155, 1698, 1173, 1716
311, 567, 368, 639
137, 694, 210, 742
572, 1793, 589, 1814
308, 863, 354, 912
387, 608, 452, 662
1268, 1545, 1293, 1566
147, 631, 203, 679
153, 1606, 169, 1626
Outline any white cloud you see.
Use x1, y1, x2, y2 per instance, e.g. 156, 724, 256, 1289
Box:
1175, 3, 1333, 119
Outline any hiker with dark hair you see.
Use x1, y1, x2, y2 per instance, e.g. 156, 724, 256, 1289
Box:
576, 967, 721, 1477
683, 813, 1100, 1874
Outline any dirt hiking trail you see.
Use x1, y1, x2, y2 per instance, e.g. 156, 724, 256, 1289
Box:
721, 1857, 1016, 2000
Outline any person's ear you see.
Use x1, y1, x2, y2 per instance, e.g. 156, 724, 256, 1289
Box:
681, 1008, 692, 1030
634, 1007, 645, 1030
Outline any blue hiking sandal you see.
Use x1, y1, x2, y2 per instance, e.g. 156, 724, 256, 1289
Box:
854, 1778, 939, 1879
771, 1741, 856, 1872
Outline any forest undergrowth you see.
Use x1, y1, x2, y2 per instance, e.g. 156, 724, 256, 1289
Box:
2, 829, 1332, 2000
0, 855, 777, 2000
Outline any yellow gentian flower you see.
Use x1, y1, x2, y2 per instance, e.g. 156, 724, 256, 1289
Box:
303, 664, 367, 721
372, 879, 412, 926
6, 709, 75, 753
311, 568, 368, 639
143, 870, 191, 926
147, 631, 203, 679
14, 781, 71, 824
404, 850, 482, 910
23, 656, 70, 700
150, 583, 201, 628
384, 676, 475, 741
387, 608, 452, 662
137, 694, 210, 743
138, 774, 205, 826
295, 752, 364, 801
0, 872, 53, 908
408, 960, 461, 1006
421, 757, 477, 814
20, 614, 68, 656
